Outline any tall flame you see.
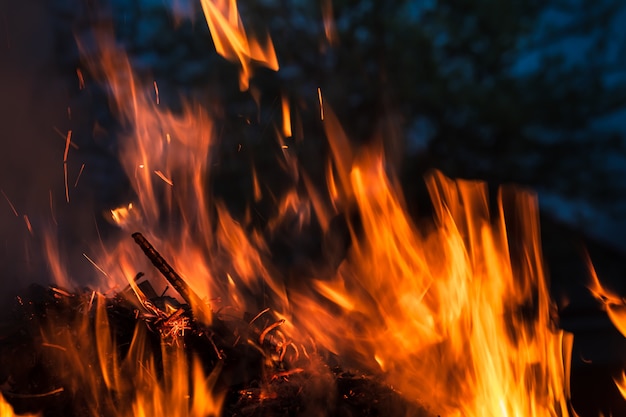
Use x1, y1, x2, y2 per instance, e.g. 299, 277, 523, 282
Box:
278, 144, 573, 416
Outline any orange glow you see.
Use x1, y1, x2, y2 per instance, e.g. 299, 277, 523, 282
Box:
199, 0, 278, 90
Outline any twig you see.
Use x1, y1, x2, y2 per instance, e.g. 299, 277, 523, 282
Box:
131, 232, 210, 322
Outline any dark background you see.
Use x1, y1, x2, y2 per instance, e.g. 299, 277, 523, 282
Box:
1, 0, 626, 415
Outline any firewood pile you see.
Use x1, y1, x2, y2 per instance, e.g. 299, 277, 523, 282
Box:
0, 233, 431, 417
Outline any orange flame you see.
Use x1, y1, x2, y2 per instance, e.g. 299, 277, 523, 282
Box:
200, 0, 279, 90
0, 394, 40, 417
586, 253, 626, 403
587, 253, 626, 338
279, 148, 573, 415
32, 293, 223, 417
31, 6, 577, 416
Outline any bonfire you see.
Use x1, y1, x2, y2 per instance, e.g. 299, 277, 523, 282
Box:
1, 0, 625, 416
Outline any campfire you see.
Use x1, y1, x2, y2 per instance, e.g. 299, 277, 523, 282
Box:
1, 1, 625, 416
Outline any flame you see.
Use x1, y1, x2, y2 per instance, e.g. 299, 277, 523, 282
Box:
32, 293, 223, 417
199, 0, 279, 90
586, 253, 626, 404
280, 148, 572, 416
587, 253, 626, 338
30, 2, 577, 415
0, 394, 40, 417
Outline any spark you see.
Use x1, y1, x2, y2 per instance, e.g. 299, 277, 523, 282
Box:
76, 68, 85, 90
317, 87, 324, 120
42, 342, 67, 352
281, 145, 288, 149
82, 253, 109, 277
153, 80, 160, 104
3, 388, 64, 398
51, 287, 72, 297
23, 215, 33, 235
63, 130, 72, 203
88, 290, 96, 311
67, 106, 71, 120
49, 189, 57, 225
281, 95, 292, 137
1, 189, 18, 216
53, 127, 79, 149
74, 163, 85, 187
154, 170, 174, 186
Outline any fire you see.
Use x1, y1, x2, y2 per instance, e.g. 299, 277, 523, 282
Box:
587, 255, 626, 338
280, 147, 573, 416
199, 0, 279, 90
35, 292, 223, 417
0, 394, 40, 417
9, 0, 579, 416
587, 254, 626, 403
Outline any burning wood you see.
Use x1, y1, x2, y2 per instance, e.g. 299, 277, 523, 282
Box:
0, 232, 429, 417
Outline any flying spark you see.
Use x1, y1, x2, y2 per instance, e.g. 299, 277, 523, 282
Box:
82, 253, 109, 277
63, 130, 72, 203
74, 163, 85, 187
154, 170, 174, 186
1, 189, 18, 216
